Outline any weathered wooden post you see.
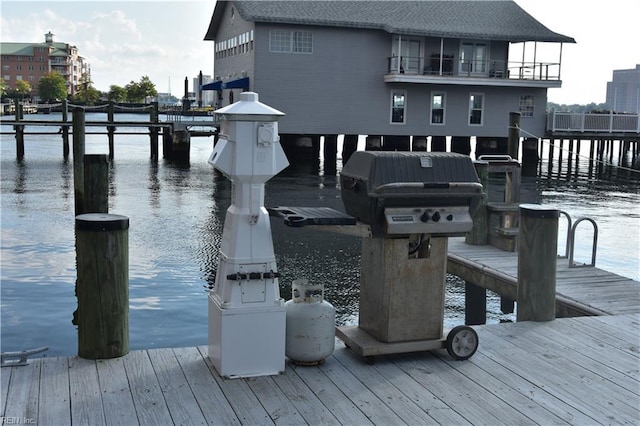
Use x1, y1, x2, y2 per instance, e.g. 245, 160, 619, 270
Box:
465, 160, 488, 245
517, 204, 559, 322
149, 101, 159, 161
465, 282, 486, 325
62, 99, 70, 157
83, 154, 109, 213
73, 108, 86, 216
107, 101, 115, 160
342, 134, 358, 163
15, 103, 24, 159
323, 134, 337, 175
76, 213, 129, 359
508, 112, 521, 161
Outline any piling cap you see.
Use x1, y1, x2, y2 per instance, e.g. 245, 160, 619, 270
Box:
214, 92, 285, 121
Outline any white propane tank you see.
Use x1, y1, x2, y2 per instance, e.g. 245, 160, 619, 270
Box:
285, 278, 336, 365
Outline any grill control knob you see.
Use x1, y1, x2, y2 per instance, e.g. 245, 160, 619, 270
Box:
432, 211, 441, 222
447, 214, 453, 221
420, 211, 430, 222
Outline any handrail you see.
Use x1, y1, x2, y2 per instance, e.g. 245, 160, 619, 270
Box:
568, 217, 598, 268
547, 111, 640, 133
557, 210, 573, 259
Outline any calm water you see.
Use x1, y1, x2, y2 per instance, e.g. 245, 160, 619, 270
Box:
1, 113, 639, 356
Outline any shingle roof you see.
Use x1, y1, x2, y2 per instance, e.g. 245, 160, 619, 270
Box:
205, 0, 575, 43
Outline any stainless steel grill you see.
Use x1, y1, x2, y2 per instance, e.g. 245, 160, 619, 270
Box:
340, 151, 483, 237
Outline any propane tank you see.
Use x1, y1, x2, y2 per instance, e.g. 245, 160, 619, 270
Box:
285, 278, 336, 365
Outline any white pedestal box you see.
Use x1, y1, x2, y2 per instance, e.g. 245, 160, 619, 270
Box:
208, 294, 285, 378
206, 92, 289, 378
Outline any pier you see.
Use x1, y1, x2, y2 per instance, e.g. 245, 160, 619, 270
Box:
2, 313, 638, 425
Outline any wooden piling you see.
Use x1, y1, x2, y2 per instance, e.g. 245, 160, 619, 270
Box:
507, 112, 521, 160
465, 282, 486, 325
516, 204, 559, 322
62, 100, 70, 157
15, 103, 24, 159
431, 135, 446, 152
342, 134, 358, 164
323, 134, 338, 175
150, 102, 159, 161
465, 161, 488, 245
76, 213, 129, 359
83, 154, 109, 213
107, 101, 115, 160
73, 108, 86, 216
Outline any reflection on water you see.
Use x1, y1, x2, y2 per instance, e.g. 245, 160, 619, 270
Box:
1, 114, 638, 356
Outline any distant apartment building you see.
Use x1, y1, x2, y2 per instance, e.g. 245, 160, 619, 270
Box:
606, 64, 640, 113
1, 31, 88, 98
193, 74, 215, 107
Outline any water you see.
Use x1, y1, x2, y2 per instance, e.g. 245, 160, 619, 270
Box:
1, 113, 638, 356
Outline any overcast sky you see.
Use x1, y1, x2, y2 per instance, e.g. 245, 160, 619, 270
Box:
1, 0, 638, 104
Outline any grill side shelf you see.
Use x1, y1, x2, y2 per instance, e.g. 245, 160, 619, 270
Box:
268, 206, 357, 227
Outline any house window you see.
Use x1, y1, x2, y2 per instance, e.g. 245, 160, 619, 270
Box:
391, 91, 406, 124
2, 65, 8, 71
3, 75, 9, 81
519, 95, 534, 117
469, 93, 484, 125
430, 92, 446, 125
269, 30, 312, 53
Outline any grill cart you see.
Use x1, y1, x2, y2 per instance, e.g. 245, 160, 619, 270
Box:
273, 151, 483, 362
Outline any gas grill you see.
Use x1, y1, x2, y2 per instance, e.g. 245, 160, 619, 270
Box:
271, 150, 484, 362
340, 151, 483, 237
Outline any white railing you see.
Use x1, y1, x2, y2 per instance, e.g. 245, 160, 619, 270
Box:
547, 112, 640, 133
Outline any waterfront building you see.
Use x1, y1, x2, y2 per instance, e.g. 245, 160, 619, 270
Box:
203, 1, 574, 152
606, 64, 640, 113
1, 31, 88, 99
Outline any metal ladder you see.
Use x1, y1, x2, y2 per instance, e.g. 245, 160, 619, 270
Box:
558, 211, 599, 267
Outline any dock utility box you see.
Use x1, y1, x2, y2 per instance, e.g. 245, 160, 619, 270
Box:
340, 151, 483, 237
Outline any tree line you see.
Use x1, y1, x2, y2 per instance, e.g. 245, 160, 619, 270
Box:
0, 71, 158, 104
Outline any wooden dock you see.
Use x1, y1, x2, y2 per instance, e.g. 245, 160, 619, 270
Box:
2, 314, 638, 425
447, 237, 640, 317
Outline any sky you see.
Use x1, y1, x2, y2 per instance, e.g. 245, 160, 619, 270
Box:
1, 0, 638, 104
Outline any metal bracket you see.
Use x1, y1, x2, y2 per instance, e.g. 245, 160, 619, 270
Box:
1, 346, 49, 367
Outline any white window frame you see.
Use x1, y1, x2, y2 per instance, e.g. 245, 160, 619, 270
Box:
519, 95, 535, 118
468, 92, 484, 126
460, 41, 489, 75
430, 91, 446, 125
269, 30, 313, 53
390, 90, 407, 124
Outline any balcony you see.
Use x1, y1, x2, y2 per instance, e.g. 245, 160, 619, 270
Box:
385, 56, 563, 88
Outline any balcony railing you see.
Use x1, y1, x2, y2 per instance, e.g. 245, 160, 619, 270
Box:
387, 56, 561, 81
546, 112, 640, 133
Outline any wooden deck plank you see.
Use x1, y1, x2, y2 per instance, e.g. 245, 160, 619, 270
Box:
245, 373, 307, 425
331, 342, 459, 425
292, 358, 374, 425
172, 347, 240, 425
526, 319, 640, 389
318, 351, 407, 425
197, 346, 274, 425
123, 350, 173, 426
147, 348, 208, 425
95, 357, 139, 426
454, 350, 593, 424
38, 356, 71, 426
270, 364, 341, 425
394, 353, 508, 424
69, 356, 107, 426
481, 324, 639, 423
2, 358, 40, 422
